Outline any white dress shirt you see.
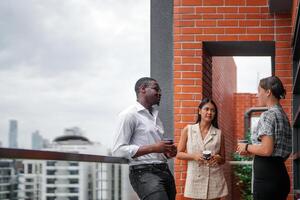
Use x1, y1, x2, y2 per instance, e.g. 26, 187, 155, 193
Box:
112, 102, 167, 165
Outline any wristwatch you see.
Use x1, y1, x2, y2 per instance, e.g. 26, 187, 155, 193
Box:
245, 144, 249, 152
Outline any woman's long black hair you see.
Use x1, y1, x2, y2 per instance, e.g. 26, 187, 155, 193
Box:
195, 98, 219, 128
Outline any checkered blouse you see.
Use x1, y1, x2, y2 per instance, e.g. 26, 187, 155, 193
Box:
251, 104, 292, 160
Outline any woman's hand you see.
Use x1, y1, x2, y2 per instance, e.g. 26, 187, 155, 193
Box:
207, 154, 221, 167
237, 143, 248, 155
193, 153, 205, 165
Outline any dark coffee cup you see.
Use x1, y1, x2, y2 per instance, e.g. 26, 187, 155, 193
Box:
162, 138, 173, 144
202, 150, 212, 160
237, 139, 248, 144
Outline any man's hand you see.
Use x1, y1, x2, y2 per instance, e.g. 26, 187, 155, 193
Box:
164, 144, 177, 158
154, 141, 177, 158
133, 141, 176, 158
153, 141, 174, 153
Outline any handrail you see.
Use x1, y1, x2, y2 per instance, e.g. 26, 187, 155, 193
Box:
228, 160, 253, 165
244, 107, 268, 137
0, 148, 129, 164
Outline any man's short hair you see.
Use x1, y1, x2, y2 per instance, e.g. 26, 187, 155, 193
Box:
135, 77, 156, 97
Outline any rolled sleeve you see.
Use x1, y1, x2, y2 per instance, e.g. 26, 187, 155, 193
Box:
115, 144, 140, 160
112, 113, 139, 159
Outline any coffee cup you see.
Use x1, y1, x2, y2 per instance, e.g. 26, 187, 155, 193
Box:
237, 139, 248, 144
202, 150, 212, 160
162, 138, 173, 144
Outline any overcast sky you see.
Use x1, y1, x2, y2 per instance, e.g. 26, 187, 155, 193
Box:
234, 56, 271, 93
0, 1, 271, 151
0, 0, 150, 150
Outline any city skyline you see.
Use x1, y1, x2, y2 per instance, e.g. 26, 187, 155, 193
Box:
2, 119, 107, 150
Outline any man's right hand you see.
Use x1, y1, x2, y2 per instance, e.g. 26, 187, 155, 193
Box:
132, 141, 177, 158
154, 141, 177, 154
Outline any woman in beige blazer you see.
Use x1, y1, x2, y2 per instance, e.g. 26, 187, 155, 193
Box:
176, 98, 228, 200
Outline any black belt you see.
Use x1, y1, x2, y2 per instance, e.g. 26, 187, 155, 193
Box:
129, 163, 168, 171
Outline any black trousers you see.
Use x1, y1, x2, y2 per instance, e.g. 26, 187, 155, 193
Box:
253, 156, 290, 200
129, 163, 176, 200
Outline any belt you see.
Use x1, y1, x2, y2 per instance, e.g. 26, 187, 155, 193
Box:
129, 163, 168, 171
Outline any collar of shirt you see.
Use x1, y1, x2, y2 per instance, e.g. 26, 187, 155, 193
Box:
268, 103, 281, 110
135, 101, 159, 121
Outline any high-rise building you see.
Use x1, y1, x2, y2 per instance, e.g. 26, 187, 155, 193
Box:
18, 127, 136, 200
32, 131, 44, 150
18, 160, 42, 200
41, 127, 112, 200
8, 120, 18, 148
0, 160, 21, 199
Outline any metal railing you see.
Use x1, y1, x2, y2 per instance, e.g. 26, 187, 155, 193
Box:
0, 148, 128, 164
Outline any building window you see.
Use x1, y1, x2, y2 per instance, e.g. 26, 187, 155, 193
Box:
68, 197, 79, 200
69, 187, 79, 193
47, 178, 56, 184
46, 187, 55, 193
25, 178, 33, 182
25, 185, 33, 189
69, 179, 79, 184
69, 162, 78, 166
46, 170, 56, 175
25, 192, 33, 197
69, 170, 79, 175
46, 161, 56, 166
27, 164, 32, 174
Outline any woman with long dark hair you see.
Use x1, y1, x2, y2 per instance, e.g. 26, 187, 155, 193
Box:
237, 76, 292, 200
177, 98, 228, 200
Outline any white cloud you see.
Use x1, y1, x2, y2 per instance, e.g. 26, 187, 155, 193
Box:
0, 0, 150, 150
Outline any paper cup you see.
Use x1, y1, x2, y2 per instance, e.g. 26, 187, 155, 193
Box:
162, 138, 173, 144
202, 150, 212, 160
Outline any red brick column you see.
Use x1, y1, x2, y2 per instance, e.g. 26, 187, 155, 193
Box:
212, 57, 237, 200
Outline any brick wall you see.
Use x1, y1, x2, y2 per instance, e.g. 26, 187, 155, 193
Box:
234, 93, 258, 140
212, 57, 237, 200
173, 0, 293, 199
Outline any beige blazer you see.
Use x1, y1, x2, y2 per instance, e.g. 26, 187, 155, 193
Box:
184, 124, 228, 199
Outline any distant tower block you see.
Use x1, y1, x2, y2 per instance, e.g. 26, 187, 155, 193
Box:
9, 120, 18, 148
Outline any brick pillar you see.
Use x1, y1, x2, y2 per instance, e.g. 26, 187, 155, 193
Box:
212, 57, 237, 200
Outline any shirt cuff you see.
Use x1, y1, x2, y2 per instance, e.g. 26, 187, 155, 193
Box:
128, 145, 140, 160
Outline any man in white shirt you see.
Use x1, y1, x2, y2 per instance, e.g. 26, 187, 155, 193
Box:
112, 77, 177, 200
